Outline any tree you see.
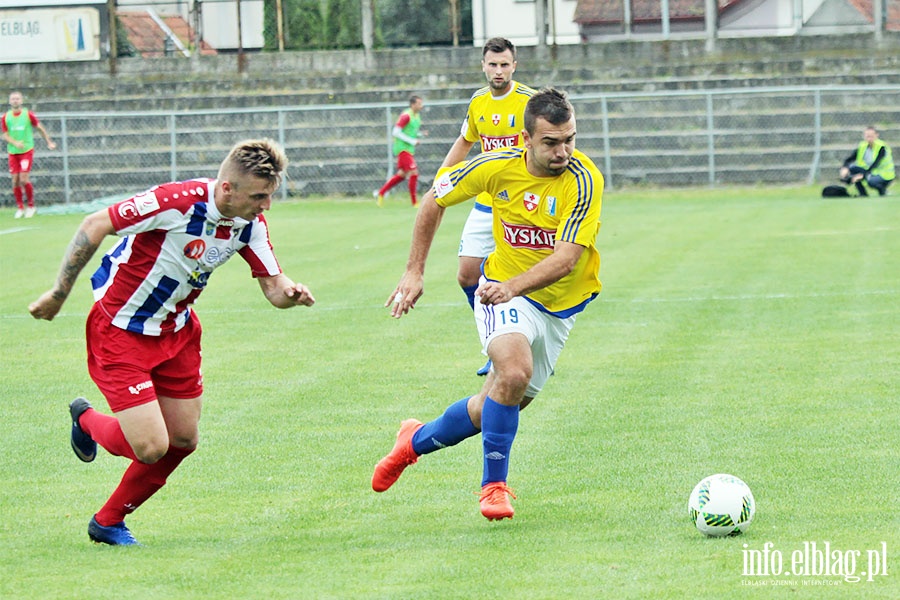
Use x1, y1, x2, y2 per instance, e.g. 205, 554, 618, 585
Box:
264, 0, 326, 50
261, 0, 472, 51
326, 0, 363, 48
116, 15, 137, 57
376, 0, 472, 47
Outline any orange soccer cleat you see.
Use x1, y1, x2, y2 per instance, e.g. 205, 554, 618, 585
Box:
372, 419, 422, 492
479, 482, 517, 521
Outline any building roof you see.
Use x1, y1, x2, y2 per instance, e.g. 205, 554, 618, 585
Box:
119, 11, 217, 58
574, 0, 712, 24
573, 0, 894, 27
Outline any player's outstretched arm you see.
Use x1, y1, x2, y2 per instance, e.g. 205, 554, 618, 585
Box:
29, 209, 115, 321
258, 274, 315, 309
386, 191, 445, 319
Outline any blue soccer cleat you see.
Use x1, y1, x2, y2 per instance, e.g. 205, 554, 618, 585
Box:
88, 516, 141, 546
69, 397, 96, 462
476, 359, 492, 377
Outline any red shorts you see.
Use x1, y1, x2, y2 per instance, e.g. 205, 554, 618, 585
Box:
396, 150, 417, 172
8, 150, 34, 174
86, 304, 204, 412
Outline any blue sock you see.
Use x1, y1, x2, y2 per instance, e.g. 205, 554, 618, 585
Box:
481, 396, 519, 486
462, 284, 478, 310
412, 397, 480, 455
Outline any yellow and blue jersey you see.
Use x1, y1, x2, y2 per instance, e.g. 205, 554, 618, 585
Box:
461, 81, 536, 153
433, 147, 603, 316
456, 81, 536, 210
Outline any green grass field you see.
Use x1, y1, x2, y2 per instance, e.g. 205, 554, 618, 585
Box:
1, 187, 897, 599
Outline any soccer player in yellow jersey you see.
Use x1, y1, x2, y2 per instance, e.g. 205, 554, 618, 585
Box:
373, 89, 603, 521
438, 37, 536, 375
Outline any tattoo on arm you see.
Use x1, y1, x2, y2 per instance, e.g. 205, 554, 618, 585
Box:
53, 230, 99, 300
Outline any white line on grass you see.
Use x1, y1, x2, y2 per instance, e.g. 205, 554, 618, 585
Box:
0, 227, 35, 235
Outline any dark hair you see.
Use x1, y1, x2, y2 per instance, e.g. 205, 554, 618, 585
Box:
524, 88, 574, 135
409, 95, 422, 106
482, 37, 515, 60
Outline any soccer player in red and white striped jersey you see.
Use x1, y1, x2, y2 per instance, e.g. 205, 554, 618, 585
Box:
29, 139, 315, 545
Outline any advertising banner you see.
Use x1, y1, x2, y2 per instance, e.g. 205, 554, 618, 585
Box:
1, 7, 101, 63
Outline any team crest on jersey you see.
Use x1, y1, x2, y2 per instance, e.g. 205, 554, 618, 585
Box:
546, 196, 557, 216
496, 190, 510, 203
523, 192, 540, 212
492, 114, 501, 126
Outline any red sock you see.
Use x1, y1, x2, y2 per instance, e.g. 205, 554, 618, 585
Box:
13, 186, 23, 210
79, 408, 138, 461
379, 174, 405, 196
24, 182, 34, 207
94, 445, 194, 526
408, 175, 418, 205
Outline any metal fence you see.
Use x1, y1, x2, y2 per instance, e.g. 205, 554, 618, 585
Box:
15, 85, 900, 207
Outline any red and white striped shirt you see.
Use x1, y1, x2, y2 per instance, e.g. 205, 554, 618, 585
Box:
90, 178, 281, 336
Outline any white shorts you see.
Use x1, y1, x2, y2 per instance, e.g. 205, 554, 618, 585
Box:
458, 201, 494, 258
474, 279, 576, 398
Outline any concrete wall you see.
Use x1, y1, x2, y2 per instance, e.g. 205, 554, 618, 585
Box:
3, 31, 898, 87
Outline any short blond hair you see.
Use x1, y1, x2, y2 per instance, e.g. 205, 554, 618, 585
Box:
219, 138, 288, 187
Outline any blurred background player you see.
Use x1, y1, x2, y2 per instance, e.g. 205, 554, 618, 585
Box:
375, 88, 603, 521
2, 91, 56, 218
436, 37, 535, 375
376, 95, 424, 207
29, 139, 315, 546
839, 126, 894, 196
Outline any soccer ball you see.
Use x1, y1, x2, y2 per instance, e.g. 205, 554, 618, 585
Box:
688, 473, 755, 537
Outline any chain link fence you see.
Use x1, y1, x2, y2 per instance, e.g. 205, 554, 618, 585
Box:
10, 85, 900, 208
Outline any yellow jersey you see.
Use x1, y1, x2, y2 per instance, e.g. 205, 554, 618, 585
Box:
434, 147, 603, 316
456, 81, 536, 209
462, 81, 536, 152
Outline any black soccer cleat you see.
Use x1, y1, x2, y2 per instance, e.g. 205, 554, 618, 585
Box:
69, 397, 97, 462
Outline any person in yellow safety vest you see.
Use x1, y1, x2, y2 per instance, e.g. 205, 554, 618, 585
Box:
840, 126, 894, 196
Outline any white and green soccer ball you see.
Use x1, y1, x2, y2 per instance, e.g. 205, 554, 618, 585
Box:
688, 473, 755, 537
